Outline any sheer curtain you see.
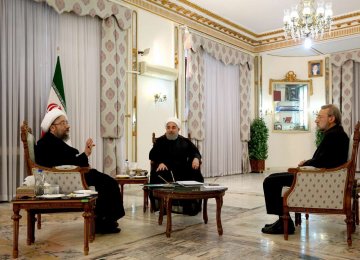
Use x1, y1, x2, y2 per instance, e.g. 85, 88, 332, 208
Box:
0, 0, 101, 201
202, 52, 242, 177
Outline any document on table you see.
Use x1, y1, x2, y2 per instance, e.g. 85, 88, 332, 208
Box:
176, 181, 204, 186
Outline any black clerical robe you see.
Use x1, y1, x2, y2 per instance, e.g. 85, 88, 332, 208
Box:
149, 135, 204, 215
35, 132, 125, 221
149, 135, 204, 183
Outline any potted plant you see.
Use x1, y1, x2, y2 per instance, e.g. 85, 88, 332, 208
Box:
315, 129, 324, 147
249, 117, 269, 173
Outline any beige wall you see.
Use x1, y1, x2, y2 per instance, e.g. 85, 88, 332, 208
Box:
131, 8, 329, 173
136, 10, 176, 171
261, 54, 327, 171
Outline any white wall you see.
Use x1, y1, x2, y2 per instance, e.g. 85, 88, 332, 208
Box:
261, 54, 327, 170
136, 10, 176, 171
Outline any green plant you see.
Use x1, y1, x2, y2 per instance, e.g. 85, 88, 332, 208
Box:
315, 129, 325, 147
249, 117, 269, 160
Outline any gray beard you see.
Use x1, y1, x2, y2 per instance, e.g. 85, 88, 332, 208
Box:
166, 133, 178, 140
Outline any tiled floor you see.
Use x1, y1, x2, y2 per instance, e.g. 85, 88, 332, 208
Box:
0, 172, 359, 259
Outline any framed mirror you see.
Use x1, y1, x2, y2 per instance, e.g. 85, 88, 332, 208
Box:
269, 71, 313, 132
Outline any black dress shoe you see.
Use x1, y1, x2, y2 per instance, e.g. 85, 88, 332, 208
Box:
261, 218, 295, 234
96, 226, 121, 234
264, 219, 280, 228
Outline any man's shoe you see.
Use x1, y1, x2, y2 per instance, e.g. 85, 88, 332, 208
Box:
261, 218, 295, 235
96, 226, 121, 234
264, 219, 280, 228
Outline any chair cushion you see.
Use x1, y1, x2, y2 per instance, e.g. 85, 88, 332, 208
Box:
32, 168, 84, 194
27, 132, 36, 162
286, 168, 347, 209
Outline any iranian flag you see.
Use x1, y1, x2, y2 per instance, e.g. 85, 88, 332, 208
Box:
47, 56, 67, 113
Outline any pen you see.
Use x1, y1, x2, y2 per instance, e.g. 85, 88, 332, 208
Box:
170, 170, 175, 183
158, 175, 169, 184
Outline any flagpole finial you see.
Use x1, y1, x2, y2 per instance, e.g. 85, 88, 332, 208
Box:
56, 46, 60, 55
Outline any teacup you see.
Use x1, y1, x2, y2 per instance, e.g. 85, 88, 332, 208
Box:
44, 184, 60, 195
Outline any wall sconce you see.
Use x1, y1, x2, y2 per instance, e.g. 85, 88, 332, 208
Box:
138, 48, 150, 56
154, 93, 167, 104
265, 109, 273, 116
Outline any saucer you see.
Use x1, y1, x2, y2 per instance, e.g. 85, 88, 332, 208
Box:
39, 194, 65, 199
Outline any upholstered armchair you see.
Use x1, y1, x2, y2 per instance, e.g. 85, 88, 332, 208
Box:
282, 121, 360, 246
20, 121, 90, 228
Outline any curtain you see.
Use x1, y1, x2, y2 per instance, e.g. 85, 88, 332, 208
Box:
185, 31, 253, 175
331, 50, 360, 171
203, 53, 242, 177
0, 0, 101, 201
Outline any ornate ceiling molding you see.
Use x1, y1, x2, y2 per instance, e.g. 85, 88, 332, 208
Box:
122, 0, 360, 54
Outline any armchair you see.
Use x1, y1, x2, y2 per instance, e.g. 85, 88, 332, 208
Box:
20, 121, 90, 228
282, 121, 360, 246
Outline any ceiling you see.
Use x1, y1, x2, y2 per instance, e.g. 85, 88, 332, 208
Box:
177, 0, 360, 56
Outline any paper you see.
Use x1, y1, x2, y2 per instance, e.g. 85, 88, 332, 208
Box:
202, 185, 227, 190
176, 181, 204, 186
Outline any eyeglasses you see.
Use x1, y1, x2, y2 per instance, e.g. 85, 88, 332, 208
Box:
316, 114, 333, 120
52, 120, 69, 126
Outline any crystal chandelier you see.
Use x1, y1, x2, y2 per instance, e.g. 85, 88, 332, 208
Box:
283, 0, 333, 40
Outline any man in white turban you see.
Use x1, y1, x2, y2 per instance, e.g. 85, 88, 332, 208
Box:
35, 108, 125, 234
149, 117, 204, 215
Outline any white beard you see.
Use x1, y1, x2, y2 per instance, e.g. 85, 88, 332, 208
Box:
166, 133, 178, 140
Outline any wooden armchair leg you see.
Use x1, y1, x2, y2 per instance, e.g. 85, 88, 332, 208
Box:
295, 213, 301, 226
283, 213, 289, 240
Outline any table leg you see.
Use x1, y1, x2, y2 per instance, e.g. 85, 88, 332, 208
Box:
215, 195, 224, 236
143, 188, 149, 213
158, 199, 164, 225
83, 206, 91, 256
12, 205, 21, 259
26, 210, 35, 245
120, 184, 124, 202
203, 199, 208, 224
165, 197, 172, 237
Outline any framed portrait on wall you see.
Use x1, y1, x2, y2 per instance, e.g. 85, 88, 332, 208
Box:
308, 60, 323, 77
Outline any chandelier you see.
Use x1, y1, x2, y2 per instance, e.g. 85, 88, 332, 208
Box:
283, 0, 333, 41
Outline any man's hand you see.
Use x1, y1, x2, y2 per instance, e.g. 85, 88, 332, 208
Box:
84, 138, 95, 157
298, 160, 307, 166
192, 158, 200, 170
156, 163, 168, 172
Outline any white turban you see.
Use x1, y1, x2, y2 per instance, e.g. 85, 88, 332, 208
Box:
41, 108, 68, 133
166, 117, 181, 128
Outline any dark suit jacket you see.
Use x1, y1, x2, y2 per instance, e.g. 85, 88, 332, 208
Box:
303, 124, 349, 168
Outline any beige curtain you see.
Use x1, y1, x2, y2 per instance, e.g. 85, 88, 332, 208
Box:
185, 32, 253, 174
38, 0, 132, 176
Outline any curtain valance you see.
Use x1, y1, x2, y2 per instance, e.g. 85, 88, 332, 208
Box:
35, 0, 131, 30
330, 49, 360, 67
189, 33, 253, 69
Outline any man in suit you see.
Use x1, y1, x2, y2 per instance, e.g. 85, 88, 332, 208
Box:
35, 108, 125, 234
262, 104, 349, 234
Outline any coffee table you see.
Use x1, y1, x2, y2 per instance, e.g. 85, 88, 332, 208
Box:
115, 177, 149, 212
152, 186, 227, 237
11, 196, 97, 258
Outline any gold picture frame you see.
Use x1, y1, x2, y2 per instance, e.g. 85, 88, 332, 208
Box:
308, 60, 323, 78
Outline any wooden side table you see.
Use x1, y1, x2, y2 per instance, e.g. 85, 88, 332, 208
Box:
115, 177, 149, 212
152, 187, 227, 237
11, 196, 96, 258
